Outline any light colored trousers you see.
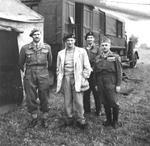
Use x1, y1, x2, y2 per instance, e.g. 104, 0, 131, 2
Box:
63, 75, 85, 123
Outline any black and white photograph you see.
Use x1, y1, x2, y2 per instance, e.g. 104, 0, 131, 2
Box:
0, 0, 150, 145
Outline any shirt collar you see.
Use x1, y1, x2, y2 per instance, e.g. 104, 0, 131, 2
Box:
87, 43, 95, 50
65, 46, 75, 51
102, 50, 112, 58
29, 41, 45, 50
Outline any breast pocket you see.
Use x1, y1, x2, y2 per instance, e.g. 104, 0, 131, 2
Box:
95, 59, 104, 69
38, 49, 48, 63
26, 51, 35, 63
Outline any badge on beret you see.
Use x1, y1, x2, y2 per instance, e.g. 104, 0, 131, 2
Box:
85, 31, 95, 40
29, 28, 41, 37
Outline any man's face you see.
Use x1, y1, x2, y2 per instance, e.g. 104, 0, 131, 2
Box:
32, 31, 41, 43
65, 38, 75, 48
101, 42, 111, 53
86, 35, 95, 45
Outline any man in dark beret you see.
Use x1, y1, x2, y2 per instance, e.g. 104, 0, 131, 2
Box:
19, 28, 52, 128
85, 31, 94, 40
29, 28, 41, 37
83, 31, 102, 116
63, 33, 76, 42
56, 33, 92, 129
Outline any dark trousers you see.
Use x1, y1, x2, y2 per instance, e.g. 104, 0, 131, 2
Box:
24, 68, 50, 114
83, 73, 101, 113
96, 73, 119, 123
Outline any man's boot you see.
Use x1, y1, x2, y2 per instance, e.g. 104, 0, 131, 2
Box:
64, 117, 74, 127
28, 118, 38, 128
103, 107, 112, 127
112, 106, 120, 129
41, 118, 48, 128
41, 112, 49, 128
76, 120, 88, 130
28, 113, 38, 128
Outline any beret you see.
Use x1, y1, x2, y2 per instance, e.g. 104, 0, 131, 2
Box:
85, 31, 95, 40
63, 33, 76, 42
29, 28, 41, 37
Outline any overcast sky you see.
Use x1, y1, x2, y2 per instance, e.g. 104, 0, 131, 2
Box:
101, 0, 150, 46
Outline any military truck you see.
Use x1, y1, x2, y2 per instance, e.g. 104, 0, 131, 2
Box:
22, 0, 139, 70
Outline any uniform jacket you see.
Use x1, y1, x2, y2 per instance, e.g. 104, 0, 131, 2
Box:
95, 51, 122, 86
19, 41, 52, 72
85, 44, 100, 69
56, 46, 92, 93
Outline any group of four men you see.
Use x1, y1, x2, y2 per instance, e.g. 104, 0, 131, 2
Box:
19, 28, 122, 129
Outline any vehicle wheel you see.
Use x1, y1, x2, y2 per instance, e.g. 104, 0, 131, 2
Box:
130, 53, 138, 68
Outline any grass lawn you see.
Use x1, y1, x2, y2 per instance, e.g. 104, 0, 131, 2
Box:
0, 65, 150, 146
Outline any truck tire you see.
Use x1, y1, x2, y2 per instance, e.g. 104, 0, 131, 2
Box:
130, 53, 138, 68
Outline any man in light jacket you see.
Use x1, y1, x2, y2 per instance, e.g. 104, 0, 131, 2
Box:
56, 33, 92, 129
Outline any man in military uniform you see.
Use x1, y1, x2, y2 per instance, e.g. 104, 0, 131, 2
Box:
94, 37, 122, 128
83, 31, 101, 116
19, 28, 52, 128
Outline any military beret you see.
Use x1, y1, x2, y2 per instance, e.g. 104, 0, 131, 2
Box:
101, 37, 111, 44
29, 28, 41, 37
85, 31, 95, 40
63, 33, 76, 42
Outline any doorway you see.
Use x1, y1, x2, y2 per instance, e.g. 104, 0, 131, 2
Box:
0, 30, 23, 106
